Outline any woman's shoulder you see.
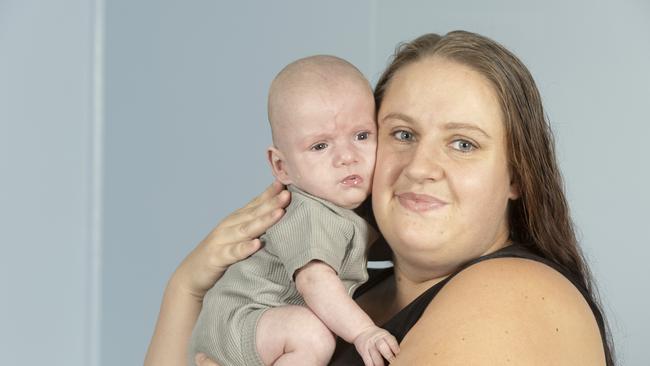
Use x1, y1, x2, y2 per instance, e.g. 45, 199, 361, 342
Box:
393, 254, 607, 365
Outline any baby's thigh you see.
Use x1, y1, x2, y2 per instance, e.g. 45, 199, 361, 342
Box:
256, 305, 336, 365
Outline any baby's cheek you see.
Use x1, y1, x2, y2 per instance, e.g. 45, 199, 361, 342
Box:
362, 142, 378, 157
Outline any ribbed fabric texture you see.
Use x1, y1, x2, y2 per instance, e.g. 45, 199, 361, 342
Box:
188, 185, 378, 365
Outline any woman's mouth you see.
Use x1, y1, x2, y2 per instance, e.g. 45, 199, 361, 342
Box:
396, 192, 448, 212
341, 175, 363, 186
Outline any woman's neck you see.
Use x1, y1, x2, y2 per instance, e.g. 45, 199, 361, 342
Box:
356, 263, 452, 325
391, 237, 513, 309
392, 261, 450, 310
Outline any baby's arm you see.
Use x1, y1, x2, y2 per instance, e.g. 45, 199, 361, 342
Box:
295, 261, 400, 365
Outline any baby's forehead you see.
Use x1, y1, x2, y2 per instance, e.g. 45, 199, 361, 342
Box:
273, 88, 374, 146
268, 56, 373, 146
272, 75, 372, 121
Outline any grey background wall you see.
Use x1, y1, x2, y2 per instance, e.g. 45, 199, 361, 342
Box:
0, 0, 100, 365
102, 1, 374, 364
2, 0, 648, 365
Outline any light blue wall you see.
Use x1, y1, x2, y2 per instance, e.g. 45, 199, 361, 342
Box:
3, 0, 647, 365
101, 1, 373, 365
0, 0, 98, 365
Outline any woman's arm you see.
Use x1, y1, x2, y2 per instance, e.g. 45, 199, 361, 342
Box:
144, 181, 290, 366
391, 258, 606, 365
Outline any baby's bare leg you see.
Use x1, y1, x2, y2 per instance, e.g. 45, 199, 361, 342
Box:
256, 305, 336, 366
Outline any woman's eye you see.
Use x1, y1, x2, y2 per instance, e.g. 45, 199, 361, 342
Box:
392, 130, 414, 141
356, 131, 369, 140
310, 142, 328, 151
450, 139, 477, 152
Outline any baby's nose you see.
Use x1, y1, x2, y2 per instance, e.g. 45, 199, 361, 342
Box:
334, 147, 359, 167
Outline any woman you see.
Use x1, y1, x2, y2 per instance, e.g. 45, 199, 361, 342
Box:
145, 31, 614, 365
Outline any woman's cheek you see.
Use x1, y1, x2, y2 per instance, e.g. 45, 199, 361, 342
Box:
372, 154, 395, 196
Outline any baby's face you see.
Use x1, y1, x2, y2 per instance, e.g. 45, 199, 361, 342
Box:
276, 84, 376, 209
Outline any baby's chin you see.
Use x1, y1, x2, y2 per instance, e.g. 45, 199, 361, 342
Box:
338, 202, 362, 209
298, 184, 370, 209
332, 195, 370, 210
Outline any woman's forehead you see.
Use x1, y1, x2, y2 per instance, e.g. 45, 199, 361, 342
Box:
378, 58, 503, 132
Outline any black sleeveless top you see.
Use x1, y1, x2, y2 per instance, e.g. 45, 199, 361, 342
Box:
329, 243, 609, 365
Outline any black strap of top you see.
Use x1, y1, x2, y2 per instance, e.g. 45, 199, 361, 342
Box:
331, 243, 609, 365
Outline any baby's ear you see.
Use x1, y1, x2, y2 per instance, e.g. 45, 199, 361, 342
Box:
267, 146, 292, 185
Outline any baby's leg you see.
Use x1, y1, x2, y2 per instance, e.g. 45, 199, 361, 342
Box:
256, 305, 336, 366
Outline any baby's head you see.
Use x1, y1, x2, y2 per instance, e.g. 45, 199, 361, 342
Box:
267, 55, 376, 209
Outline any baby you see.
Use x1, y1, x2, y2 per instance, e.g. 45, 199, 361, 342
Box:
189, 55, 399, 366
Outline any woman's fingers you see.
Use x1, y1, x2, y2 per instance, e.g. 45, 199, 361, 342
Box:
246, 180, 285, 208
170, 182, 289, 299
234, 206, 285, 239
194, 353, 221, 366
199, 203, 286, 274
202, 186, 288, 248
236, 180, 285, 215
221, 187, 290, 230
222, 239, 262, 263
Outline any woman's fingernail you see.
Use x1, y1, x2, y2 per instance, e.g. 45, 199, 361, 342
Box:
195, 353, 207, 363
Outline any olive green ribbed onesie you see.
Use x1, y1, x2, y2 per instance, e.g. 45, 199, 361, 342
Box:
188, 185, 378, 365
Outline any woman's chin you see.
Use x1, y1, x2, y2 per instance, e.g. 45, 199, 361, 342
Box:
388, 229, 447, 254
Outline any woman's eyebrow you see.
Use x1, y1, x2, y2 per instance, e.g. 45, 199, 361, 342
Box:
380, 114, 491, 138
444, 122, 491, 138
380, 112, 415, 124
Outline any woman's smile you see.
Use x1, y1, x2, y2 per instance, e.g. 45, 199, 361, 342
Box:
395, 191, 448, 213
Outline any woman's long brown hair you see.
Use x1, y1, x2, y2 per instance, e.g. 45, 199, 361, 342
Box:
374, 30, 614, 365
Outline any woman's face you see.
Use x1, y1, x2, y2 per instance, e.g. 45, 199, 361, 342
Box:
372, 57, 519, 280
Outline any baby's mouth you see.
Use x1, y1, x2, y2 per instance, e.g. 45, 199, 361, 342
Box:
341, 175, 363, 186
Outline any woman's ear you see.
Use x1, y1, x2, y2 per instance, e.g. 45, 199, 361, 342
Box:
508, 177, 520, 200
267, 146, 292, 185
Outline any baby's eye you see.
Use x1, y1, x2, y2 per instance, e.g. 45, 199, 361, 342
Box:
392, 130, 414, 141
310, 142, 328, 151
450, 139, 477, 152
355, 131, 370, 140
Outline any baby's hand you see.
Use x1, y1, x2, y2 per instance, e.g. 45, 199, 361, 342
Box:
353, 325, 400, 366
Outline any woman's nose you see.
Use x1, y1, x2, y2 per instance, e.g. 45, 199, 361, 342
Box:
403, 144, 445, 182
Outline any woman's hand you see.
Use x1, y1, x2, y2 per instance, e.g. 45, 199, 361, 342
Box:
144, 181, 290, 366
172, 180, 290, 299
194, 353, 221, 366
